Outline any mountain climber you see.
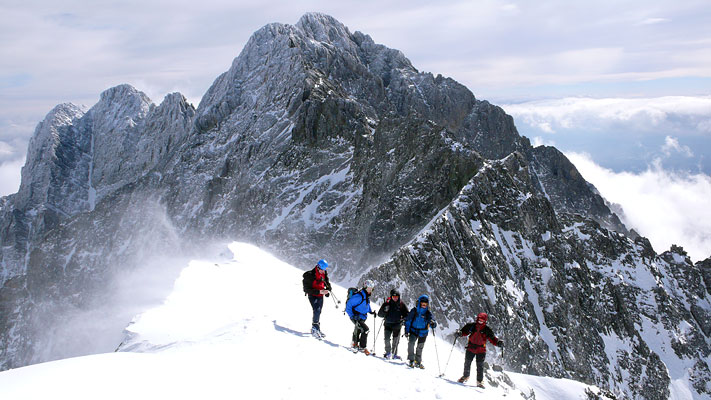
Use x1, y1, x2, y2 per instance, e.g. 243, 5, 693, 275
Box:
345, 280, 375, 354
302, 259, 332, 339
457, 312, 503, 388
404, 294, 437, 368
377, 289, 409, 359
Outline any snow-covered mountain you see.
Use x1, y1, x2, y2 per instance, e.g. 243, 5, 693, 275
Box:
0, 242, 611, 400
0, 12, 709, 399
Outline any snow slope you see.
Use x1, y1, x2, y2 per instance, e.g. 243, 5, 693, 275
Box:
0, 243, 605, 400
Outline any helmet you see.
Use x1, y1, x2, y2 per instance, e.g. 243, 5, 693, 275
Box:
418, 294, 430, 304
477, 312, 488, 323
390, 289, 400, 297
317, 259, 328, 269
364, 279, 375, 289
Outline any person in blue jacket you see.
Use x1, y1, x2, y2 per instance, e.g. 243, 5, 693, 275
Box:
346, 280, 375, 354
404, 294, 437, 368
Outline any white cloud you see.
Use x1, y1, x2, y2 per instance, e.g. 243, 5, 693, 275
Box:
532, 136, 556, 147
0, 157, 24, 197
662, 136, 693, 157
636, 17, 670, 26
501, 96, 711, 134
566, 151, 711, 262
0, 142, 13, 157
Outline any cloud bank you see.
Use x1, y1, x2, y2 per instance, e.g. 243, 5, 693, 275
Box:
0, 157, 24, 197
502, 96, 711, 174
503, 96, 711, 135
566, 152, 711, 263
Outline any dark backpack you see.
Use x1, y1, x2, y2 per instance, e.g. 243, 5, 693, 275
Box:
302, 270, 315, 295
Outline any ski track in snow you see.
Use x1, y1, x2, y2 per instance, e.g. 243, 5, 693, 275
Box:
0, 242, 602, 400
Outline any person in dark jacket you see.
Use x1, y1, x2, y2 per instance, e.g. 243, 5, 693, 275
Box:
302, 259, 332, 339
457, 312, 503, 388
345, 280, 375, 354
404, 294, 437, 368
377, 289, 408, 359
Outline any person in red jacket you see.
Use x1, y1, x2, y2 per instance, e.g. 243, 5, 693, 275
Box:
302, 259, 332, 339
457, 312, 503, 388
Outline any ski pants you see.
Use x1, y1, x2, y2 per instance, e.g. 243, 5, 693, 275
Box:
407, 334, 427, 363
383, 323, 402, 355
463, 351, 486, 382
351, 319, 369, 348
308, 295, 323, 329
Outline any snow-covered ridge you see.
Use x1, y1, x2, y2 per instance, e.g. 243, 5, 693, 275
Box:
0, 242, 607, 400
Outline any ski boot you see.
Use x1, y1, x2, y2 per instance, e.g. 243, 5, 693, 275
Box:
457, 376, 469, 383
476, 381, 484, 388
417, 361, 425, 369
392, 354, 402, 360
363, 349, 371, 356
408, 360, 415, 368
311, 326, 322, 339
383, 352, 392, 359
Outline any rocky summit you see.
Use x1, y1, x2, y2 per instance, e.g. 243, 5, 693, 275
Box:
0, 12, 708, 399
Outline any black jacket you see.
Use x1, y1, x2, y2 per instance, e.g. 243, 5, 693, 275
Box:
302, 268, 332, 296
377, 297, 409, 325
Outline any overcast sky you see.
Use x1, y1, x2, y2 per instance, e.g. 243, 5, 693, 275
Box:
1, 0, 710, 260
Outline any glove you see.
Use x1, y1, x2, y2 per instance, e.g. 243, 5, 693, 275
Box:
319, 289, 329, 295
370, 311, 377, 316
498, 340, 504, 348
430, 321, 437, 329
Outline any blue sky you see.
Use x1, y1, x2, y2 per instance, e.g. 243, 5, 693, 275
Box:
1, 0, 710, 260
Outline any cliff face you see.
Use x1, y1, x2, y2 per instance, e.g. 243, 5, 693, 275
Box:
363, 152, 710, 398
0, 12, 707, 399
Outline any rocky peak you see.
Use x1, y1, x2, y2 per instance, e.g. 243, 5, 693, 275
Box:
15, 103, 86, 212
296, 12, 353, 45
88, 84, 152, 135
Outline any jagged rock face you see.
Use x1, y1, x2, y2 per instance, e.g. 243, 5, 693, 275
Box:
0, 12, 708, 399
153, 13, 526, 272
700, 258, 711, 297
1, 104, 87, 282
528, 145, 629, 235
15, 103, 88, 213
0, 88, 195, 368
362, 153, 710, 399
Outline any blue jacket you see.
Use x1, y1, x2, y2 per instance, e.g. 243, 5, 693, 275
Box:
405, 296, 437, 337
346, 289, 372, 320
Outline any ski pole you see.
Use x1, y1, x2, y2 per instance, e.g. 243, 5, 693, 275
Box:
372, 316, 384, 354
432, 327, 442, 377
331, 291, 341, 304
440, 335, 458, 377
330, 293, 339, 309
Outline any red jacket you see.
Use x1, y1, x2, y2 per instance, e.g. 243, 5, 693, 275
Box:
302, 267, 331, 298
460, 322, 499, 354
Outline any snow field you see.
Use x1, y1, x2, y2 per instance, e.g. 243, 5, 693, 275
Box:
0, 242, 601, 399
